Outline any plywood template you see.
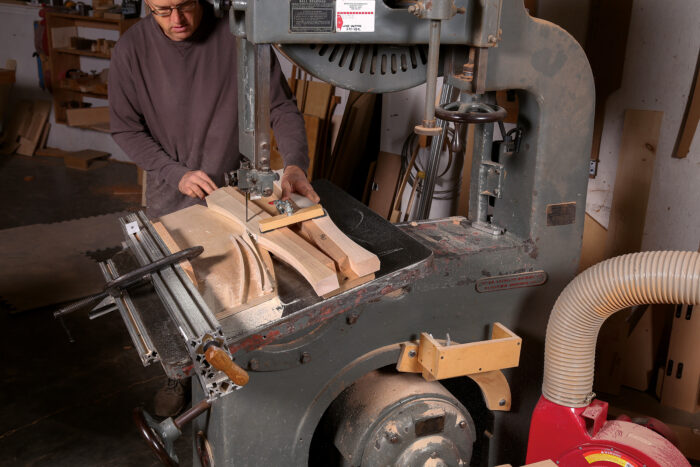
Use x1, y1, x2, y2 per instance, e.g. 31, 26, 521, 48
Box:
158, 205, 277, 319
206, 187, 339, 296
604, 109, 663, 259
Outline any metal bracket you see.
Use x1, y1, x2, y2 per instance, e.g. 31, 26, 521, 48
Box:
480, 160, 505, 198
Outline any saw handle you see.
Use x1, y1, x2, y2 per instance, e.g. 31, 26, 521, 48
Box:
204, 345, 250, 387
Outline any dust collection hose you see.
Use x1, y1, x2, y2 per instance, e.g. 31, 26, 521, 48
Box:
543, 251, 700, 407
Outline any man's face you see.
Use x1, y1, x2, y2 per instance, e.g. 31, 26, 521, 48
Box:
146, 0, 203, 41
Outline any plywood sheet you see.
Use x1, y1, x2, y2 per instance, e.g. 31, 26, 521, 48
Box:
604, 110, 663, 258
368, 151, 401, 219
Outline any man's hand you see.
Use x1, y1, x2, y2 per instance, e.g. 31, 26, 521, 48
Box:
178, 170, 217, 200
280, 165, 320, 203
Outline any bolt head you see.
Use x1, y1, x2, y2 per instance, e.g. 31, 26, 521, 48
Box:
459, 420, 466, 429
408, 350, 417, 358
498, 399, 506, 406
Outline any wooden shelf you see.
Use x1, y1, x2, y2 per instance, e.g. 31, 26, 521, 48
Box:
45, 11, 139, 129
54, 47, 111, 59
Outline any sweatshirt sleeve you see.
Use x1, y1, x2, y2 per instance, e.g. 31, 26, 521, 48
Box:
269, 51, 310, 173
109, 42, 189, 189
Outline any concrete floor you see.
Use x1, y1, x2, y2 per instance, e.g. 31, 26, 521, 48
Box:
0, 154, 192, 466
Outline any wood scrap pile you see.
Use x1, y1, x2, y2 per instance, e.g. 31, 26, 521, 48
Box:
0, 100, 51, 157
155, 183, 381, 320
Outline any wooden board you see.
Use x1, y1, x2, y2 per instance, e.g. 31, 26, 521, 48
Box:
604, 110, 663, 259
151, 221, 197, 285
368, 151, 402, 219
258, 204, 324, 233
206, 187, 339, 296
158, 205, 276, 318
673, 50, 700, 159
63, 149, 110, 170
578, 213, 607, 273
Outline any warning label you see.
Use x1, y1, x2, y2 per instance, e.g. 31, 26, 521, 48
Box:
290, 0, 335, 33
336, 0, 375, 32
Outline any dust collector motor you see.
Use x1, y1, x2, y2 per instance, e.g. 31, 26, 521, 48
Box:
323, 370, 476, 466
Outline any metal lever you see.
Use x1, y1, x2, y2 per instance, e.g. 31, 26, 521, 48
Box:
53, 246, 204, 319
134, 398, 212, 466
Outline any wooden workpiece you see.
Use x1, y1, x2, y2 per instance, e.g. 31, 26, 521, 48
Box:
258, 204, 325, 232
206, 187, 340, 296
158, 204, 277, 319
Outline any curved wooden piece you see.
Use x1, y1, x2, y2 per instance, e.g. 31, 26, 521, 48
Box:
467, 370, 512, 411
207, 188, 339, 296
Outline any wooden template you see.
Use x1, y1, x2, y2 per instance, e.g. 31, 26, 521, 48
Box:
604, 109, 663, 259
206, 187, 339, 296
158, 204, 277, 319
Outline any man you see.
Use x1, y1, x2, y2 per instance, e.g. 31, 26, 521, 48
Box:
109, 0, 319, 416
109, 0, 319, 219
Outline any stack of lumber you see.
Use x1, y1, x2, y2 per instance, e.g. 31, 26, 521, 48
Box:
154, 184, 381, 320
270, 66, 340, 181
0, 100, 52, 157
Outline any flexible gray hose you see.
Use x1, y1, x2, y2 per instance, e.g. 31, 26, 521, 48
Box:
543, 251, 700, 407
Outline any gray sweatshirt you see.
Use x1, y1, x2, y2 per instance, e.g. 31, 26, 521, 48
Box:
109, 7, 308, 217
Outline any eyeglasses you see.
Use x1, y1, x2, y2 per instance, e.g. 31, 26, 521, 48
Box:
148, 0, 198, 17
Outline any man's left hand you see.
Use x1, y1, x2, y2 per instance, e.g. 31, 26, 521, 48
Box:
280, 165, 320, 203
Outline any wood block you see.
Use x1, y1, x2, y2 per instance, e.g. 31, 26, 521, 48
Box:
63, 149, 110, 170
66, 106, 110, 132
604, 110, 663, 258
206, 187, 339, 296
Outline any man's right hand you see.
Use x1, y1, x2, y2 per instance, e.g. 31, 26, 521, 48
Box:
178, 170, 217, 199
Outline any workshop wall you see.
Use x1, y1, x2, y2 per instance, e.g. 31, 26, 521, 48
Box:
541, 0, 700, 251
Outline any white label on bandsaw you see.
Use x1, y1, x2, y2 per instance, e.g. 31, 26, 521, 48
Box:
336, 0, 375, 32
